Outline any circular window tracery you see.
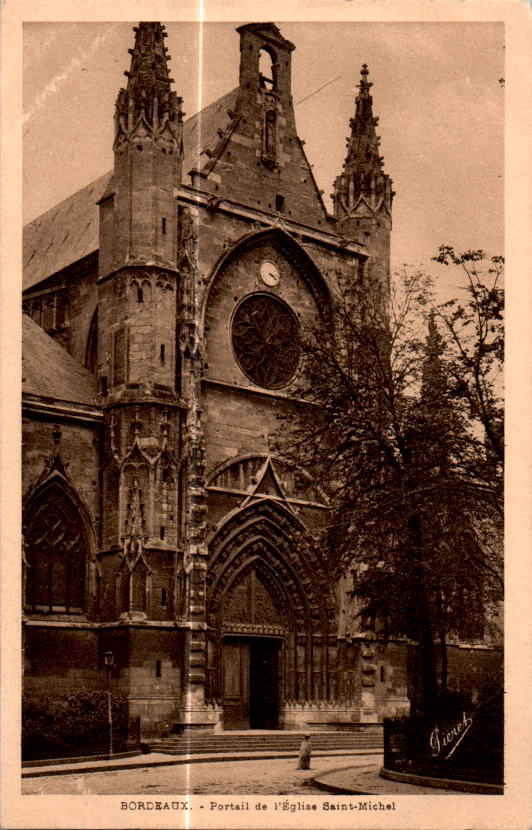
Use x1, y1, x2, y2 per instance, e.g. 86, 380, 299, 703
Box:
231, 293, 300, 389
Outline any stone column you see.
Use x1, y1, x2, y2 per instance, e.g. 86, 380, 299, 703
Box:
359, 638, 378, 722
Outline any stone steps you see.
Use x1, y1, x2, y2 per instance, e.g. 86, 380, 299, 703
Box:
152, 730, 383, 756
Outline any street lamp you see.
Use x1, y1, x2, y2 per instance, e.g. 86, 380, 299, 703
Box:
104, 650, 114, 757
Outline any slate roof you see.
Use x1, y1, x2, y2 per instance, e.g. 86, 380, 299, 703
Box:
182, 87, 239, 179
23, 88, 240, 293
23, 172, 109, 292
22, 314, 98, 406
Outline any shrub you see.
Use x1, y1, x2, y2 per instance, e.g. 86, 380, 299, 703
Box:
22, 689, 129, 761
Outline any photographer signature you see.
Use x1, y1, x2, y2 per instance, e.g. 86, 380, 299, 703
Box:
429, 712, 473, 759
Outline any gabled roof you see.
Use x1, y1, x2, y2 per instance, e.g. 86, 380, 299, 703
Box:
23, 172, 110, 292
23, 88, 240, 293
22, 314, 98, 405
182, 87, 239, 180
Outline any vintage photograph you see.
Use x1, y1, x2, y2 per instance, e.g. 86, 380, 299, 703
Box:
15, 11, 509, 814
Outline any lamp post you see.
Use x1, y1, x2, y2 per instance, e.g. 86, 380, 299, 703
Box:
104, 650, 114, 757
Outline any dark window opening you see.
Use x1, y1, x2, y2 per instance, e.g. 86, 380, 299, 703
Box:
380, 666, 385, 683
160, 344, 165, 365
259, 46, 276, 91
55, 297, 66, 328
42, 300, 54, 330
155, 659, 162, 677
162, 217, 167, 235
137, 286, 143, 303
162, 466, 169, 483
100, 376, 108, 397
275, 194, 285, 213
129, 560, 148, 613
85, 308, 98, 373
160, 526, 165, 540
160, 589, 167, 607
30, 303, 42, 325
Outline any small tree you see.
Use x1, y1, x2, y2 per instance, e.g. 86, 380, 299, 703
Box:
277, 257, 503, 716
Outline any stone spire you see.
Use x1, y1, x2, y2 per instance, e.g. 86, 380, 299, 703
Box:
334, 65, 393, 221
114, 22, 182, 147
421, 312, 446, 403
99, 21, 183, 276
348, 66, 383, 176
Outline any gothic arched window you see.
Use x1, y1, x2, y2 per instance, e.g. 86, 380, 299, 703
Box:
24, 483, 88, 613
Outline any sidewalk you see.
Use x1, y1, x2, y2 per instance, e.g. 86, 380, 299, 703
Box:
312, 764, 501, 795
22, 748, 382, 779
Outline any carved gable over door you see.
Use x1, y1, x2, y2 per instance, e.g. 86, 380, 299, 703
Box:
222, 568, 287, 636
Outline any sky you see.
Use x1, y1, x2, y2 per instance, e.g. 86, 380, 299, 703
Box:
23, 21, 504, 285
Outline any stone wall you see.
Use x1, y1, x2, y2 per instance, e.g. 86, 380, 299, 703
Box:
22, 416, 100, 527
24, 625, 101, 696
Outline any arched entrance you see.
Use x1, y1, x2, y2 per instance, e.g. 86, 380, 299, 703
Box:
206, 499, 335, 730
218, 563, 288, 729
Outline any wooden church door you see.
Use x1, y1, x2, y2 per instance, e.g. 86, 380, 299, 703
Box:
218, 566, 287, 729
222, 640, 250, 729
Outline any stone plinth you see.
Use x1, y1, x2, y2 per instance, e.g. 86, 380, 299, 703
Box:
176, 688, 222, 734
281, 699, 378, 730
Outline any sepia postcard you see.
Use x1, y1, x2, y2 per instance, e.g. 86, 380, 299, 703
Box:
1, 1, 531, 828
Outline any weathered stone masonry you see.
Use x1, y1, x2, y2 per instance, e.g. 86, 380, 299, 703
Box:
22, 22, 500, 737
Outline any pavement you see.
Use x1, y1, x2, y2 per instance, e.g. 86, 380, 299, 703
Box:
311, 764, 470, 795
21, 750, 478, 796
22, 748, 382, 778
21, 755, 379, 796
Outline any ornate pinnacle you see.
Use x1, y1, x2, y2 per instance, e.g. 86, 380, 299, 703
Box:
123, 474, 147, 558
338, 63, 383, 185
128, 23, 171, 99
114, 22, 182, 146
353, 64, 376, 137
333, 63, 393, 219
357, 64, 373, 97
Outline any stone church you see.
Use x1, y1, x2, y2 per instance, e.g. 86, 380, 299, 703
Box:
22, 22, 496, 736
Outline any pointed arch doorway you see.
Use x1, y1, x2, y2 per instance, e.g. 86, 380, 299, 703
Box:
207, 498, 336, 731
218, 566, 287, 730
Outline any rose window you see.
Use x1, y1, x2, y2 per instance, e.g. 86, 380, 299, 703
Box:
231, 293, 300, 388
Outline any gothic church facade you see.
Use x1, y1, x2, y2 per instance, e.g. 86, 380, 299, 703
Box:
23, 22, 482, 736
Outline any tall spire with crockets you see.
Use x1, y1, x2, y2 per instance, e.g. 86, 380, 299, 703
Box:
334, 65, 393, 223
114, 22, 182, 146
333, 65, 393, 288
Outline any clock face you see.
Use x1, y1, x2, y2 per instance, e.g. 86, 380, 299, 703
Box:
260, 260, 280, 287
